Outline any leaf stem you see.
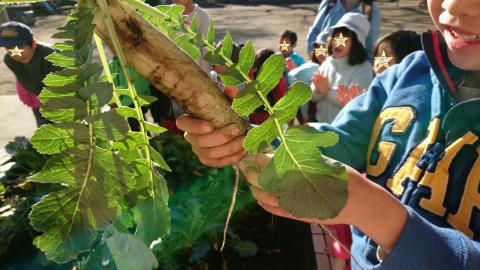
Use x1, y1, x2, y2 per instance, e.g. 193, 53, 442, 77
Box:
68, 85, 95, 235
93, 33, 122, 106
96, 0, 157, 196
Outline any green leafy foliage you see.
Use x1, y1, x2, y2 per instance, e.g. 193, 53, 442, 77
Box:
244, 82, 311, 152
149, 133, 256, 268
23, 2, 171, 267
258, 126, 348, 219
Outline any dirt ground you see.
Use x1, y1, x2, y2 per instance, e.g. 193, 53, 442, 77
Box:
0, 0, 434, 95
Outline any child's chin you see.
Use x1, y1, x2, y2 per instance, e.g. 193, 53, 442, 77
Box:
447, 50, 480, 72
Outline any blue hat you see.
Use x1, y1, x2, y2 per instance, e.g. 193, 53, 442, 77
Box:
0, 21, 33, 47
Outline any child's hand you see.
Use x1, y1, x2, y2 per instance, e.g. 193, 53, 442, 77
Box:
336, 83, 365, 106
178, 114, 408, 253
176, 115, 247, 168
238, 153, 408, 253
286, 57, 297, 71
311, 71, 329, 95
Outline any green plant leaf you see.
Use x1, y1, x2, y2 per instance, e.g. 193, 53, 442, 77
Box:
221, 31, 233, 59
53, 42, 74, 51
238, 41, 255, 75
144, 122, 167, 134
258, 126, 348, 219
133, 173, 170, 246
111, 132, 145, 163
173, 34, 201, 60
256, 53, 285, 95
207, 19, 215, 44
204, 46, 225, 65
79, 82, 114, 107
39, 89, 76, 104
191, 14, 199, 33
115, 107, 139, 119
30, 123, 89, 155
29, 151, 85, 187
43, 69, 78, 87
155, 4, 185, 22
243, 83, 311, 153
29, 144, 140, 262
272, 81, 312, 121
148, 145, 171, 172
115, 88, 130, 97
137, 95, 158, 106
231, 81, 261, 116
244, 118, 277, 153
47, 52, 76, 68
40, 97, 88, 123
219, 67, 243, 87
87, 110, 129, 141
106, 228, 159, 270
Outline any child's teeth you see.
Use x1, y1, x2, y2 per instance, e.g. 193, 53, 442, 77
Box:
451, 29, 480, 41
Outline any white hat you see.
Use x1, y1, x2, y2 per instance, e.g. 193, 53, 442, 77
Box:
328, 13, 370, 47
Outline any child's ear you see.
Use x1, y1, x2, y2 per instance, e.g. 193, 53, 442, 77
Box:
31, 39, 37, 50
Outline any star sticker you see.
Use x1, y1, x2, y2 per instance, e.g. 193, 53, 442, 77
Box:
314, 44, 328, 57
8, 46, 24, 57
334, 33, 349, 48
279, 40, 290, 51
375, 50, 394, 70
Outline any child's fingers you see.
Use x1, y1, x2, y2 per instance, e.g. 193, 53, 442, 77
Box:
191, 136, 245, 160
177, 114, 214, 135
250, 186, 280, 207
197, 149, 247, 168
186, 124, 243, 148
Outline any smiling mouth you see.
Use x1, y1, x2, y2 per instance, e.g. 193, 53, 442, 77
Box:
446, 26, 480, 42
444, 26, 480, 49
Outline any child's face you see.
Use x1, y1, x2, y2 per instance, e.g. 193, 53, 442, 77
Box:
429, 0, 480, 71
313, 48, 328, 64
374, 42, 397, 75
331, 32, 352, 59
279, 37, 293, 57
7, 43, 35, 64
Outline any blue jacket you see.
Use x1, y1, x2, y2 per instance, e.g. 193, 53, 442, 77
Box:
313, 30, 480, 269
306, 1, 380, 58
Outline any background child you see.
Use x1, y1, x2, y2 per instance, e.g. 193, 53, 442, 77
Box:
279, 30, 305, 72
287, 41, 328, 123
336, 30, 423, 106
373, 30, 422, 75
311, 13, 372, 123
307, 0, 380, 59
0, 21, 61, 127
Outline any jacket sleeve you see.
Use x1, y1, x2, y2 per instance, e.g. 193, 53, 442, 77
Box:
369, 206, 480, 270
